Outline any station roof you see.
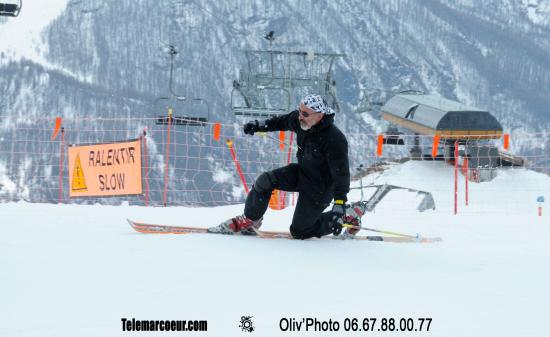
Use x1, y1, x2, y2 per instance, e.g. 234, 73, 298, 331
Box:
380, 94, 503, 139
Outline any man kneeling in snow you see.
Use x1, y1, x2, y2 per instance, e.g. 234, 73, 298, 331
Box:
209, 94, 366, 239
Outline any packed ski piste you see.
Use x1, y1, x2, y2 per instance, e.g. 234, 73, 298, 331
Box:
2, 2, 550, 337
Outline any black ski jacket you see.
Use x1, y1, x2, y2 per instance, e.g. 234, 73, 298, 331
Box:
264, 111, 350, 203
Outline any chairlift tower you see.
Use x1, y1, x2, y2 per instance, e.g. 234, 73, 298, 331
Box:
232, 32, 344, 118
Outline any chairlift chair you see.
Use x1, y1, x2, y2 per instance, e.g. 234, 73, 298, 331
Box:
154, 97, 209, 127
383, 135, 405, 145
382, 126, 405, 145
154, 44, 210, 126
232, 38, 344, 118
0, 0, 22, 17
231, 83, 291, 118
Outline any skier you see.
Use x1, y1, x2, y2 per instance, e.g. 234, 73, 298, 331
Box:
209, 94, 366, 239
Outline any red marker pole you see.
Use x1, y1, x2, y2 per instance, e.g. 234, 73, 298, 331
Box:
503, 133, 510, 150
454, 140, 459, 215
226, 139, 249, 194
432, 135, 440, 157
376, 134, 384, 157
58, 127, 65, 204
213, 122, 221, 142
142, 128, 150, 207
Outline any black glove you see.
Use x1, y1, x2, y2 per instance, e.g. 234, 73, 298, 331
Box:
243, 120, 259, 135
330, 200, 347, 236
243, 120, 268, 135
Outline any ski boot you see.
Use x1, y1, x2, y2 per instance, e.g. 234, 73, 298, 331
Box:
207, 215, 262, 235
340, 201, 367, 239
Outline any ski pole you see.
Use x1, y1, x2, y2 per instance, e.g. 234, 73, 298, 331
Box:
342, 223, 419, 239
262, 133, 302, 151
357, 164, 364, 201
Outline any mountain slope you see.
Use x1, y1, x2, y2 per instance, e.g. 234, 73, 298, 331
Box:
1, 0, 549, 203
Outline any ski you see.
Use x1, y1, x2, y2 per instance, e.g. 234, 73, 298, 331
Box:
129, 219, 209, 234
128, 219, 441, 243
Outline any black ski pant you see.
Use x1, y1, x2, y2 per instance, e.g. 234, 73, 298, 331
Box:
244, 163, 334, 239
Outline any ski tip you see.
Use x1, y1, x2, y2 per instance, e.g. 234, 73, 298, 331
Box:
126, 219, 141, 232
127, 219, 143, 231
127, 219, 145, 230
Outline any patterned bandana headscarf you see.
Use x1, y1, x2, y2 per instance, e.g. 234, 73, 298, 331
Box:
301, 94, 335, 115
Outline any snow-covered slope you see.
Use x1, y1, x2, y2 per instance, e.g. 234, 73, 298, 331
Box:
2, 161, 549, 337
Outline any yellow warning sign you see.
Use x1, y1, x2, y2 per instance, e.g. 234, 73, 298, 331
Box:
71, 153, 88, 192
67, 139, 142, 197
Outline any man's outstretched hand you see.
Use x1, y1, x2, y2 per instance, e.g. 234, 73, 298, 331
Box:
243, 120, 261, 135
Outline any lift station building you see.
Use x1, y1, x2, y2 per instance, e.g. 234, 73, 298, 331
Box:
380, 93, 523, 181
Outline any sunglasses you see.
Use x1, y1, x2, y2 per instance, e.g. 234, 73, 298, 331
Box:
299, 108, 317, 118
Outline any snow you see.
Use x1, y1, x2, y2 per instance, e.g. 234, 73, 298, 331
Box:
2, 161, 550, 337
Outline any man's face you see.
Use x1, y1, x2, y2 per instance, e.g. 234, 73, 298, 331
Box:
298, 102, 324, 130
